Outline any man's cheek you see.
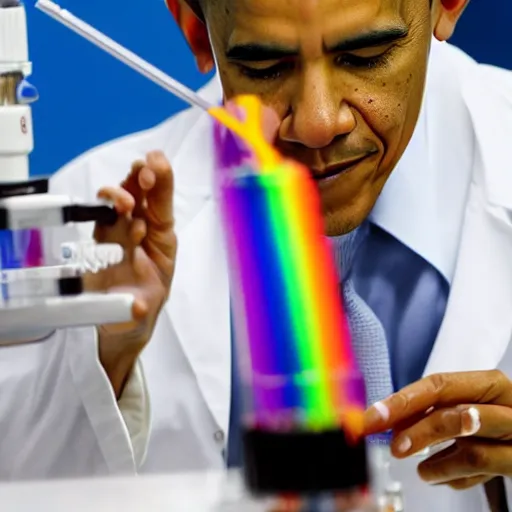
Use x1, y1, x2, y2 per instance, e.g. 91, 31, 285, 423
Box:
354, 96, 410, 184
354, 87, 407, 140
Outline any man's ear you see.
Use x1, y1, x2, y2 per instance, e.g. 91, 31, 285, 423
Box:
432, 0, 469, 41
166, 0, 214, 73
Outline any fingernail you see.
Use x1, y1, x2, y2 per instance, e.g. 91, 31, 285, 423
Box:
372, 401, 390, 421
395, 435, 412, 454
413, 447, 433, 459
364, 402, 389, 427
413, 439, 456, 459
425, 476, 451, 486
461, 406, 481, 436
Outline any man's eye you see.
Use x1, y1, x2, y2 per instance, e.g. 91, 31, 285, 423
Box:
335, 51, 391, 69
237, 62, 293, 81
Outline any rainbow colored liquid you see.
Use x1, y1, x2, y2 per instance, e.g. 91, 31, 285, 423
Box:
212, 96, 370, 496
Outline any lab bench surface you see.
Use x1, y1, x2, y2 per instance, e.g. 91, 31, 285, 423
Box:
0, 471, 380, 511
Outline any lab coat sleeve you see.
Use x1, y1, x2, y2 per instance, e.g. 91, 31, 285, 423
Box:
54, 154, 153, 468
0, 325, 149, 479
0, 157, 151, 479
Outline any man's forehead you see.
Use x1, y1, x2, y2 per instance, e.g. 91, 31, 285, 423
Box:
218, 0, 408, 49
220, 0, 404, 20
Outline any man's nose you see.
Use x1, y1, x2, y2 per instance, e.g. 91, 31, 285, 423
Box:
280, 74, 356, 149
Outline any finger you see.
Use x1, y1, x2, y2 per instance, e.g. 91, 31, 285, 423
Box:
96, 287, 150, 332
392, 404, 512, 458
121, 160, 145, 196
364, 370, 512, 434
123, 163, 156, 195
129, 218, 147, 247
145, 151, 174, 226
94, 215, 132, 247
97, 186, 135, 214
99, 249, 159, 322
105, 288, 150, 323
418, 439, 512, 484
131, 294, 150, 321
122, 161, 150, 217
138, 165, 156, 191
444, 475, 491, 490
393, 407, 436, 434
94, 201, 146, 250
391, 406, 480, 458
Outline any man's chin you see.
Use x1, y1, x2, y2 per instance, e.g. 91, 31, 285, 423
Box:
319, 177, 380, 237
323, 212, 362, 237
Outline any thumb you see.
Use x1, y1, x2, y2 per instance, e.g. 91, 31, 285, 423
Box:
145, 151, 174, 227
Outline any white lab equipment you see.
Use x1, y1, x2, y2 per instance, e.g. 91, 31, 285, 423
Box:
0, 0, 134, 343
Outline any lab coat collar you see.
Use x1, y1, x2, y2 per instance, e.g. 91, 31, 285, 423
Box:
461, 66, 512, 211
367, 103, 445, 277
369, 40, 475, 285
423, 57, 512, 376
166, 74, 232, 437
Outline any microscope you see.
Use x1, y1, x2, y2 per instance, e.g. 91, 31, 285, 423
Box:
0, 0, 133, 343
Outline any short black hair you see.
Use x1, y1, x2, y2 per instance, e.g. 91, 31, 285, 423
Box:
188, 0, 433, 20
184, 0, 203, 19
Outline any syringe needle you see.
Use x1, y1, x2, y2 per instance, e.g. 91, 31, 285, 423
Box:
34, 0, 213, 112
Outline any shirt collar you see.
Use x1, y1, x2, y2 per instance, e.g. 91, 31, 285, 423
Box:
368, 101, 442, 276
369, 40, 476, 285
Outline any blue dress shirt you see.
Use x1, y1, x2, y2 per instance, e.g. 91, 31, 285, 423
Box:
352, 223, 450, 391
227, 222, 450, 466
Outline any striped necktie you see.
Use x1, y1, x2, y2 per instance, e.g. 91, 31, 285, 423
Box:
330, 224, 394, 407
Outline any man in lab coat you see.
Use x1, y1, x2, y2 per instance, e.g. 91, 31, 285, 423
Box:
3, 0, 512, 510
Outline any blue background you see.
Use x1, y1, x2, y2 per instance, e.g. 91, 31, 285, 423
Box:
27, 1, 511, 176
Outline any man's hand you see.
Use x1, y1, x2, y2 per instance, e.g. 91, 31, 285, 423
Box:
363, 370, 512, 490
84, 151, 176, 398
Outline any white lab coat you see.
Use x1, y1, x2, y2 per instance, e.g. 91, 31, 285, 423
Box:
1, 39, 512, 511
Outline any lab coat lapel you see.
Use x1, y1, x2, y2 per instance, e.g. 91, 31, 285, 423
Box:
167, 198, 231, 435
424, 75, 512, 375
165, 87, 232, 437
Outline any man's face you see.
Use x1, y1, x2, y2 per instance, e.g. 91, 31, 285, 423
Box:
203, 0, 432, 235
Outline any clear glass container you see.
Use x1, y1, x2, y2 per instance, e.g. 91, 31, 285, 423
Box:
212, 111, 404, 511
